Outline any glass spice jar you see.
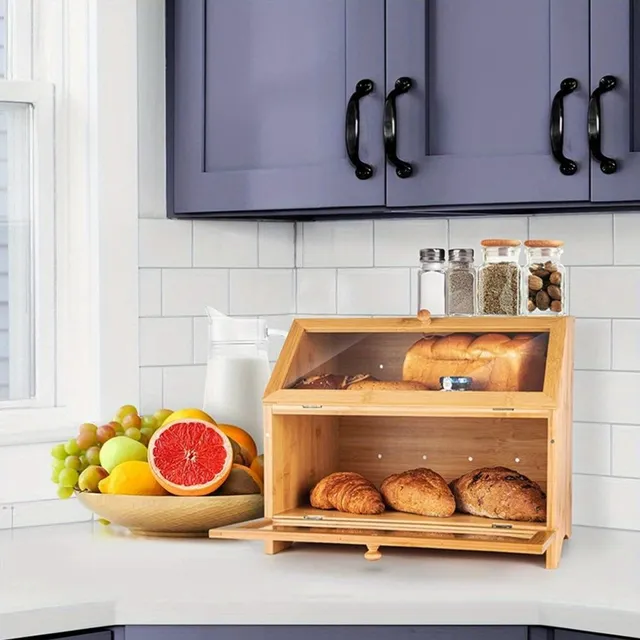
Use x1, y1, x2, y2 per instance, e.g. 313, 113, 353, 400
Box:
523, 240, 566, 315
477, 239, 522, 316
446, 248, 476, 316
417, 248, 446, 316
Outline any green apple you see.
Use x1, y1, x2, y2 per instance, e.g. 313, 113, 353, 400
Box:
99, 436, 148, 473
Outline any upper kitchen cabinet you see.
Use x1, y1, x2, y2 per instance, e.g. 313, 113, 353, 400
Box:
589, 0, 640, 201
167, 0, 386, 215
384, 0, 591, 208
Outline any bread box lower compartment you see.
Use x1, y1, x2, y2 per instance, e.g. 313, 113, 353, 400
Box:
210, 413, 561, 562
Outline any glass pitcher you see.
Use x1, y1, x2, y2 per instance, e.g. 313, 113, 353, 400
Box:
202, 308, 286, 449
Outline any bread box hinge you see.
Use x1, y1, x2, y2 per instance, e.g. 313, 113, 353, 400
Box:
303, 515, 324, 521
302, 404, 323, 409
492, 407, 515, 411
491, 523, 513, 529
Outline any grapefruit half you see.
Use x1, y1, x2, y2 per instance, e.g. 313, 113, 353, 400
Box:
148, 418, 233, 496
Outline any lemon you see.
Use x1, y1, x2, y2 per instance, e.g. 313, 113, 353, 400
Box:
160, 408, 216, 427
98, 461, 167, 496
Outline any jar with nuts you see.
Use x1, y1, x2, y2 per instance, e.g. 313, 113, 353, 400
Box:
523, 240, 566, 315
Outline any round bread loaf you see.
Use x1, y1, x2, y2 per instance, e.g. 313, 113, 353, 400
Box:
380, 468, 455, 517
449, 466, 546, 522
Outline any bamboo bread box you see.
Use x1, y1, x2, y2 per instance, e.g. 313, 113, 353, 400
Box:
209, 314, 574, 569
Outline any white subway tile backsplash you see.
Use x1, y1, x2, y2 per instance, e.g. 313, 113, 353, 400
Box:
614, 213, 640, 265
448, 216, 529, 262
193, 221, 258, 268
337, 268, 411, 316
296, 269, 336, 314
570, 267, 640, 318
574, 371, 640, 424
301, 220, 373, 267
131, 210, 640, 535
193, 316, 209, 365
230, 269, 295, 315
529, 214, 613, 265
612, 320, 640, 371
574, 319, 611, 370
573, 474, 640, 530
12, 498, 92, 529
0, 504, 11, 529
612, 425, 640, 478
139, 317, 193, 366
139, 367, 163, 414
374, 220, 448, 267
573, 422, 611, 475
258, 222, 295, 268
139, 219, 192, 267
162, 269, 229, 316
139, 269, 161, 317
162, 365, 207, 410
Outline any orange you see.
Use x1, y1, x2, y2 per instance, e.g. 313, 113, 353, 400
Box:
217, 424, 258, 465
148, 418, 232, 496
216, 464, 263, 495
250, 454, 264, 484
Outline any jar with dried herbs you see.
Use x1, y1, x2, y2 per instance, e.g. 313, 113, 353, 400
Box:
524, 240, 566, 315
477, 239, 522, 316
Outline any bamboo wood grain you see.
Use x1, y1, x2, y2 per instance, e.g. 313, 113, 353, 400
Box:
209, 518, 556, 556
211, 315, 572, 568
274, 507, 546, 537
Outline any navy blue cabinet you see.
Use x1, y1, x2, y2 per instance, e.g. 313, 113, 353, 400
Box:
168, 0, 385, 215
167, 0, 640, 216
122, 626, 529, 640
385, 0, 590, 207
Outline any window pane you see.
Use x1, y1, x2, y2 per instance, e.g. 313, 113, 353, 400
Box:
0, 0, 6, 78
0, 103, 33, 401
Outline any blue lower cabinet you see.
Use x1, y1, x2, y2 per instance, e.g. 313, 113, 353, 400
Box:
121, 626, 529, 640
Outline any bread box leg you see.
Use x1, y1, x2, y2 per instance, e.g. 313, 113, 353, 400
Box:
364, 545, 382, 561
264, 540, 292, 555
545, 535, 564, 569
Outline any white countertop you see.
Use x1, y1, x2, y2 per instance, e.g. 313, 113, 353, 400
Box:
0, 523, 638, 640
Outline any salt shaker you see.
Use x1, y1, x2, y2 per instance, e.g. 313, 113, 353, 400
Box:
417, 248, 446, 316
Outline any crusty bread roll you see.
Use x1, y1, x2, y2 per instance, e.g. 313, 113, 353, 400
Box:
402, 333, 547, 391
292, 373, 372, 389
346, 379, 428, 391
310, 472, 385, 515
381, 468, 455, 517
449, 466, 546, 522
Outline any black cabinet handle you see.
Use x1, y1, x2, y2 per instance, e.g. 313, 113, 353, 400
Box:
588, 75, 618, 174
383, 77, 413, 178
345, 79, 374, 180
550, 78, 578, 175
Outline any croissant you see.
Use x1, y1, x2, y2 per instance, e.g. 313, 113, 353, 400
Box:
310, 472, 385, 515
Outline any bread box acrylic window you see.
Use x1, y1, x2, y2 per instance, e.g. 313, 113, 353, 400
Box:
209, 315, 574, 570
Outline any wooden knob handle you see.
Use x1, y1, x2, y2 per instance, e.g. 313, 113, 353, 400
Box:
364, 545, 382, 561
417, 309, 432, 325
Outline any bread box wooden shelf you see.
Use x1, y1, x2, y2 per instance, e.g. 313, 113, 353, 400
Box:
209, 316, 574, 569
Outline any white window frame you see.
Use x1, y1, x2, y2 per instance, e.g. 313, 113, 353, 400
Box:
0, 0, 139, 445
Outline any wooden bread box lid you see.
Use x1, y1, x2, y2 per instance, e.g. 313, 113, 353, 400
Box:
263, 315, 574, 417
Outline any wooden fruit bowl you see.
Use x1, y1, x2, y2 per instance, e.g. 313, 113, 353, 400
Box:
76, 492, 264, 538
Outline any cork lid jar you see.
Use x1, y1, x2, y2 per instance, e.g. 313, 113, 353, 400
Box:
477, 239, 522, 316
524, 240, 566, 316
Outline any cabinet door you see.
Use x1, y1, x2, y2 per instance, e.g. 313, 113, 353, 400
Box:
123, 626, 528, 640
385, 0, 590, 208
169, 0, 385, 215
589, 0, 640, 201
